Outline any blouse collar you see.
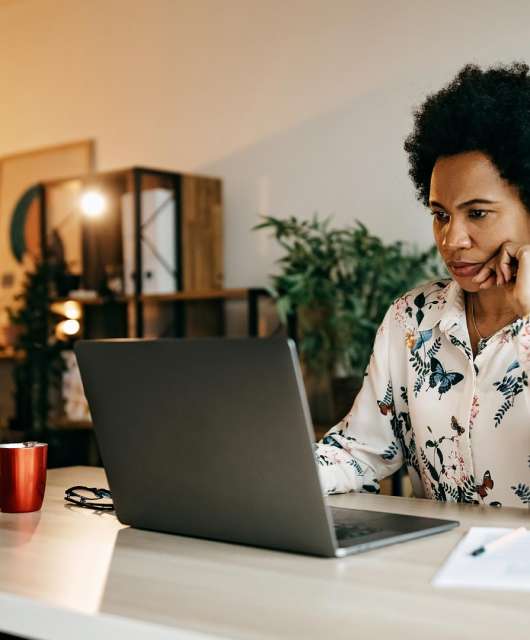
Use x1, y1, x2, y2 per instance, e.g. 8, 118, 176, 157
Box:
418, 279, 466, 335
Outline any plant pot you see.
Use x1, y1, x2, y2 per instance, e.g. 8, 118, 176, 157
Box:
304, 372, 334, 427
304, 372, 363, 430
331, 375, 363, 424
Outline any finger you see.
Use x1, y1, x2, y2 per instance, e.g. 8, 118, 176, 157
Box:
501, 242, 524, 283
496, 261, 511, 286
496, 265, 504, 287
514, 246, 530, 314
515, 244, 530, 265
479, 273, 497, 290
472, 263, 495, 283
503, 241, 521, 259
474, 242, 521, 285
490, 257, 504, 286
498, 247, 513, 283
512, 245, 530, 272
502, 262, 513, 283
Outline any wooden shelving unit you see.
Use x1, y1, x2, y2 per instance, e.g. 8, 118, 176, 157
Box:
39, 166, 227, 339
53, 287, 253, 305
37, 167, 279, 343
50, 287, 271, 340
139, 288, 250, 302
6, 165, 279, 466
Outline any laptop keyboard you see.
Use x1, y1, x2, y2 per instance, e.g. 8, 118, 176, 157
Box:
333, 523, 378, 541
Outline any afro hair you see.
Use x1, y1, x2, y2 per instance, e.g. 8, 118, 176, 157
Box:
404, 62, 530, 212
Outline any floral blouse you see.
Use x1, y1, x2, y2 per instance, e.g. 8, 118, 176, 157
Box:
315, 278, 530, 508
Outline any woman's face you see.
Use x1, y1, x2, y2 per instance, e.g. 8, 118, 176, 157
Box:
429, 150, 530, 292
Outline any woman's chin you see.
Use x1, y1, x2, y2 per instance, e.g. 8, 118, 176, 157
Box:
451, 274, 481, 293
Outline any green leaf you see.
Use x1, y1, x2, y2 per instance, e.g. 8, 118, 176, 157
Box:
253, 214, 444, 377
426, 459, 440, 482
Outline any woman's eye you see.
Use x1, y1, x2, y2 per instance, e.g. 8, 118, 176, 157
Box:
431, 210, 449, 223
469, 209, 488, 219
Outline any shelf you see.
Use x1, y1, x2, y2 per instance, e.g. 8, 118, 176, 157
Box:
51, 288, 264, 306
51, 295, 129, 306
0, 349, 23, 362
50, 418, 93, 430
139, 288, 252, 303
48, 287, 272, 340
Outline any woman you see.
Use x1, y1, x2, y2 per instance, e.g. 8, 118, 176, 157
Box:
316, 62, 530, 508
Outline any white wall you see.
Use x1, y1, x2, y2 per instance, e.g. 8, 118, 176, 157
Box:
1, 0, 530, 286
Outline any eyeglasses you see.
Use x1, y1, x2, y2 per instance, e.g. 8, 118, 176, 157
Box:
65, 485, 114, 511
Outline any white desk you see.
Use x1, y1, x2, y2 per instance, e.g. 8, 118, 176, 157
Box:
0, 466, 529, 640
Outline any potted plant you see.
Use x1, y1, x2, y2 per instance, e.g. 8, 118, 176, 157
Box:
254, 215, 443, 426
7, 259, 67, 434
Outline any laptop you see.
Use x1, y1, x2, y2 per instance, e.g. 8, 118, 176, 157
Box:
75, 337, 458, 558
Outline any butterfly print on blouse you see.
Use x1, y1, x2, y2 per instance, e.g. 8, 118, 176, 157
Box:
429, 356, 464, 398
377, 400, 393, 416
411, 329, 433, 354
377, 381, 394, 416
476, 470, 494, 499
450, 416, 465, 437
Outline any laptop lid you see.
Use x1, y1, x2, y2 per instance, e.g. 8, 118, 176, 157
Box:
75, 337, 337, 557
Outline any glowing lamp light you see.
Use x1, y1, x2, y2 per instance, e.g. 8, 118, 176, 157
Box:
80, 190, 106, 218
61, 319, 80, 335
50, 300, 82, 321
55, 319, 80, 340
63, 300, 82, 320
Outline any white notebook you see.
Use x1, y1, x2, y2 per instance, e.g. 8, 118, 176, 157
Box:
433, 527, 530, 591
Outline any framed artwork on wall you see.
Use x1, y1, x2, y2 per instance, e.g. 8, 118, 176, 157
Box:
0, 139, 95, 322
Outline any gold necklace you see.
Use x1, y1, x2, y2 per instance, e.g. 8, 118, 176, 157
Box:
470, 294, 517, 346
470, 295, 486, 342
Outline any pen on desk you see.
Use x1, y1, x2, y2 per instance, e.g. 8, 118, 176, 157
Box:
469, 526, 527, 557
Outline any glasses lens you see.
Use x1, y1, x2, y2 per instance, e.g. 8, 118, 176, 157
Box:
65, 487, 113, 510
76, 488, 98, 500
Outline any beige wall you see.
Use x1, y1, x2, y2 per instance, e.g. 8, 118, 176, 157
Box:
1, 0, 530, 286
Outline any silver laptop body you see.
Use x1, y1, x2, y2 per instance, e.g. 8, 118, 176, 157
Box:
75, 337, 458, 558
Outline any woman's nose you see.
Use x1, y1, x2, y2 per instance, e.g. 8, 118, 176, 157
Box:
441, 218, 472, 249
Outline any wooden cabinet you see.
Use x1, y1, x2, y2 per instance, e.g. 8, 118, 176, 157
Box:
181, 175, 223, 291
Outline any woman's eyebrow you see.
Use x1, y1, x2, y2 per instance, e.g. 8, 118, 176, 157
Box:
429, 198, 500, 209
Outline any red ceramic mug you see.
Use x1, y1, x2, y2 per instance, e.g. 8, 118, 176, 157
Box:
0, 442, 48, 513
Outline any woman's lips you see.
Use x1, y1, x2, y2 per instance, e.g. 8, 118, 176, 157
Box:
449, 262, 484, 278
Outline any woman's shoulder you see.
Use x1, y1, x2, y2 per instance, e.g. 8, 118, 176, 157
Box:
387, 278, 454, 332
394, 278, 453, 308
